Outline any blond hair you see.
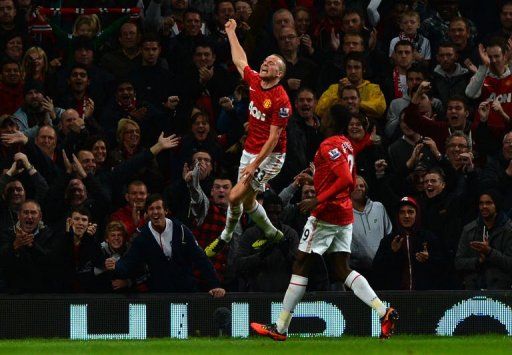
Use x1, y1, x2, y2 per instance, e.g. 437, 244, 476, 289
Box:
72, 14, 101, 37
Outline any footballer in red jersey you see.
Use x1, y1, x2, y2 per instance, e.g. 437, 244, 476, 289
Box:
205, 19, 291, 258
251, 107, 398, 341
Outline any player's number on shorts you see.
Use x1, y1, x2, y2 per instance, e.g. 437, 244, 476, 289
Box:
347, 154, 354, 173
253, 168, 266, 182
301, 228, 311, 241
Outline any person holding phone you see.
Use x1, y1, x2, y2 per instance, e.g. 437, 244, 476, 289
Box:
455, 190, 512, 290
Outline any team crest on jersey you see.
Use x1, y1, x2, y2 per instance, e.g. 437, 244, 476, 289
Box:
328, 148, 341, 160
263, 99, 272, 108
279, 107, 290, 118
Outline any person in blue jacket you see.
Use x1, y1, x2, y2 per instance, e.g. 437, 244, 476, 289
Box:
105, 193, 225, 296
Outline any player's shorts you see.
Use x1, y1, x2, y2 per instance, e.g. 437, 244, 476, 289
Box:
298, 216, 352, 255
238, 150, 285, 191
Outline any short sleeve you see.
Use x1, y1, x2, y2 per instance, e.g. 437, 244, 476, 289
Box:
269, 93, 292, 127
319, 141, 348, 169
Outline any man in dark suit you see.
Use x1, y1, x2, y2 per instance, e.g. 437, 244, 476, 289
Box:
105, 194, 225, 296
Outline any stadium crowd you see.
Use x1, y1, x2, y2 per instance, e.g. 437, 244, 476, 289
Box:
0, 0, 511, 294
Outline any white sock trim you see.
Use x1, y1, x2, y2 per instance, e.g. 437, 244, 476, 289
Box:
290, 274, 308, 287
344, 270, 361, 289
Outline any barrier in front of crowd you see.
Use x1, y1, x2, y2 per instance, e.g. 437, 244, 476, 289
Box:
0, 291, 511, 339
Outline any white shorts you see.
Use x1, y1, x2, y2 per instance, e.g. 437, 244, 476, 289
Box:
238, 150, 285, 191
298, 216, 352, 255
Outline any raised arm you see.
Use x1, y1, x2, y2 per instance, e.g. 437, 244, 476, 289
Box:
225, 19, 248, 76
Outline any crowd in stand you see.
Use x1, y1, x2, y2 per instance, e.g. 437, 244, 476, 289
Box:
0, 0, 511, 294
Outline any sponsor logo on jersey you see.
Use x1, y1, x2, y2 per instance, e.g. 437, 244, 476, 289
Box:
328, 148, 341, 160
248, 101, 267, 121
488, 92, 512, 104
263, 99, 272, 109
279, 107, 290, 118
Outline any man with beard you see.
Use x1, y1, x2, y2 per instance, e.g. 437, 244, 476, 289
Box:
0, 200, 63, 292
0, 60, 23, 115
431, 42, 471, 106
0, 152, 48, 231
105, 194, 226, 295
455, 191, 512, 290
111, 180, 148, 239
273, 87, 323, 192
466, 37, 512, 139
13, 80, 64, 139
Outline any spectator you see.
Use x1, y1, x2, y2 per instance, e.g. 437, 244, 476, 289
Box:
276, 26, 317, 101
0, 152, 48, 230
100, 22, 142, 80
0, 0, 26, 48
21, 47, 51, 85
105, 194, 226, 295
404, 84, 472, 153
188, 174, 233, 288
420, 0, 477, 53
313, 0, 344, 55
373, 196, 446, 290
54, 37, 114, 111
111, 180, 148, 240
61, 207, 103, 292
207, 0, 236, 67
99, 79, 171, 146
54, 65, 97, 126
351, 175, 392, 283
479, 131, 512, 212
466, 37, 512, 139
95, 221, 148, 293
494, 1, 512, 41
293, 6, 315, 58
234, 190, 299, 292
129, 33, 178, 109
13, 80, 64, 139
382, 40, 414, 102
273, 88, 323, 192
447, 17, 479, 66
110, 118, 166, 193
455, 190, 512, 290
164, 8, 208, 72
177, 40, 237, 122
431, 42, 472, 106
0, 59, 23, 115
388, 10, 431, 64
385, 63, 443, 140
0, 200, 63, 292
2, 32, 24, 63
166, 149, 214, 225
279, 170, 315, 235
145, 0, 191, 38
318, 52, 386, 120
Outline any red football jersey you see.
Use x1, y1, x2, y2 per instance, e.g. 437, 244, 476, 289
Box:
243, 66, 291, 154
311, 135, 355, 226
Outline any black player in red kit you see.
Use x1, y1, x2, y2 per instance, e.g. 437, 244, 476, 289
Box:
251, 108, 399, 341
205, 19, 292, 257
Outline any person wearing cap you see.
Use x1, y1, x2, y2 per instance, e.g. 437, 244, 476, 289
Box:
12, 80, 64, 138
372, 196, 446, 290
455, 190, 512, 290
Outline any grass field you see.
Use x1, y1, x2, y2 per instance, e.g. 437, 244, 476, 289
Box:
0, 336, 510, 355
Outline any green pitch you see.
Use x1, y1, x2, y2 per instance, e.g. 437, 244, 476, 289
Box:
0, 336, 510, 355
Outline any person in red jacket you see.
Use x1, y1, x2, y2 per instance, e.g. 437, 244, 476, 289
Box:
110, 180, 148, 240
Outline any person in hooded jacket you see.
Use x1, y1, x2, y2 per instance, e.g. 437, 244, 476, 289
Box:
455, 190, 512, 290
372, 196, 447, 290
